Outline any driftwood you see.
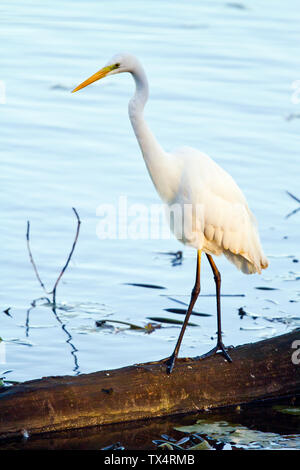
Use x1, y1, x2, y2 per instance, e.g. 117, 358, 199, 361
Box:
0, 329, 299, 440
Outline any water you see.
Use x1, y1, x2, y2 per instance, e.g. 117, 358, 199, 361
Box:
1, 0, 300, 449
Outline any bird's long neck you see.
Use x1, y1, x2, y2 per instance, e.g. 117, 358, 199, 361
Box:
128, 64, 174, 202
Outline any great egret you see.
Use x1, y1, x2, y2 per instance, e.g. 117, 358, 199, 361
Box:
72, 53, 269, 374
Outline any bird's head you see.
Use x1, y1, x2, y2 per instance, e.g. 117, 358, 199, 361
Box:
72, 53, 138, 93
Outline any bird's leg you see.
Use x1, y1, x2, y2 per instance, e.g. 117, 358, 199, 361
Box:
166, 250, 201, 375
200, 254, 232, 362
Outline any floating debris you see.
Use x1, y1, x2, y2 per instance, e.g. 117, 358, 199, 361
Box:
240, 326, 269, 331
164, 308, 211, 317
154, 432, 213, 451
160, 434, 176, 442
3, 308, 12, 318
188, 440, 213, 450
101, 442, 125, 450
95, 319, 161, 333
238, 307, 247, 319
255, 286, 279, 291
174, 419, 280, 448
124, 282, 166, 290
147, 316, 199, 326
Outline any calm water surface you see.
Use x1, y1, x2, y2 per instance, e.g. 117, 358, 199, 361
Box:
0, 0, 300, 449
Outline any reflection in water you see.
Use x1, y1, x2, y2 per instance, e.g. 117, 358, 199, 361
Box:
26, 297, 80, 374
156, 250, 183, 266
26, 208, 81, 305
0, 398, 299, 450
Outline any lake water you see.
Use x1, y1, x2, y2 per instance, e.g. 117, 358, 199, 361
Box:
1, 0, 300, 449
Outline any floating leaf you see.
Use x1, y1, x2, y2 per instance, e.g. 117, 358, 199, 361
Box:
96, 319, 144, 330
95, 319, 161, 333
175, 419, 279, 447
153, 440, 185, 450
158, 443, 174, 450
160, 434, 176, 442
229, 427, 278, 446
175, 420, 236, 436
101, 442, 125, 450
147, 316, 199, 326
144, 322, 161, 334
255, 287, 279, 291
188, 440, 213, 450
125, 283, 166, 290
175, 436, 190, 446
240, 326, 270, 331
164, 308, 211, 317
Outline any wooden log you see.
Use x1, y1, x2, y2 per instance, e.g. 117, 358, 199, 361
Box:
0, 329, 299, 440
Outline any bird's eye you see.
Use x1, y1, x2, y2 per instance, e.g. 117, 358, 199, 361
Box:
115, 63, 120, 68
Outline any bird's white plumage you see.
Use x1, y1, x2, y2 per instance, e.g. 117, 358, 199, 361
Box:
165, 146, 268, 274
74, 53, 268, 275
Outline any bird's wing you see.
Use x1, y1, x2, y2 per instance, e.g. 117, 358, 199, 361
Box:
173, 147, 268, 273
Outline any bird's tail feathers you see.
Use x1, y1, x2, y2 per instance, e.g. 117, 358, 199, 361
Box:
224, 244, 268, 274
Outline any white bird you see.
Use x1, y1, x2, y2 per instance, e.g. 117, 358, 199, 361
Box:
72, 53, 269, 374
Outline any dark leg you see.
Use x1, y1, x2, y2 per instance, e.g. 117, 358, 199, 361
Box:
200, 254, 232, 362
166, 249, 202, 374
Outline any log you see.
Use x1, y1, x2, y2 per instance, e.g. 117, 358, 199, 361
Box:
0, 329, 299, 440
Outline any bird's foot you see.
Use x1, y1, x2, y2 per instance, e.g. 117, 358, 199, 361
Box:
166, 354, 176, 375
139, 354, 190, 374
198, 342, 233, 363
138, 355, 174, 371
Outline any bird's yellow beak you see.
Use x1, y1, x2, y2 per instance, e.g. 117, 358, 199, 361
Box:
71, 64, 118, 93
